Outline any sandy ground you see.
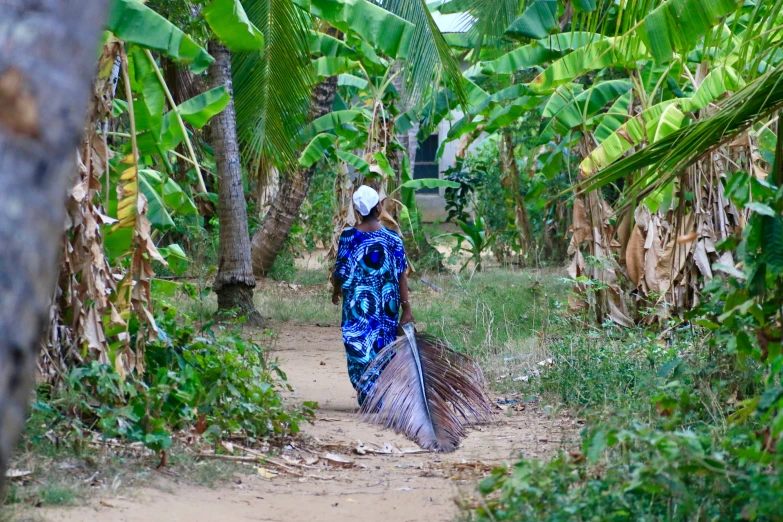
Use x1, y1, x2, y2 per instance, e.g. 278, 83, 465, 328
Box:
38, 325, 577, 522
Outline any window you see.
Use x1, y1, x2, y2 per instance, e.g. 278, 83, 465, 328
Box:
413, 134, 440, 194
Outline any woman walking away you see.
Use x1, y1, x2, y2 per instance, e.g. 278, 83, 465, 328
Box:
332, 185, 413, 404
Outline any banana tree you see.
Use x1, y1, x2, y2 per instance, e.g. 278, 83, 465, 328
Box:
295, 42, 462, 261
440, 0, 783, 325
44, 0, 262, 379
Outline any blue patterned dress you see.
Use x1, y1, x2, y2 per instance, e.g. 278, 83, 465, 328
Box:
333, 227, 407, 401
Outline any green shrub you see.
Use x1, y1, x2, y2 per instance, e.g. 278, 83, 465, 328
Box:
468, 171, 783, 521
473, 425, 783, 522
37, 308, 315, 456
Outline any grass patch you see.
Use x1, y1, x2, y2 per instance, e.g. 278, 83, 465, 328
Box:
251, 265, 570, 392
255, 280, 339, 325
409, 268, 569, 390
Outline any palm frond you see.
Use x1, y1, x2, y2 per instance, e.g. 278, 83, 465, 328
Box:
233, 0, 314, 168
461, 0, 520, 59
374, 0, 468, 110
574, 62, 783, 211
358, 324, 491, 452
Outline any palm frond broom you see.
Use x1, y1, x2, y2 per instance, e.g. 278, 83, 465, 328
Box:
358, 323, 492, 452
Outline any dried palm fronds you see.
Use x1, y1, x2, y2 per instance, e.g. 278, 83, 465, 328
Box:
358, 323, 491, 452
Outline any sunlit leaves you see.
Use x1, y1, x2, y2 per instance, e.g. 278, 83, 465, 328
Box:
538, 80, 633, 143
505, 0, 559, 40
637, 0, 742, 63
107, 0, 213, 73
293, 0, 414, 59
204, 0, 265, 52
581, 100, 686, 176
234, 0, 314, 168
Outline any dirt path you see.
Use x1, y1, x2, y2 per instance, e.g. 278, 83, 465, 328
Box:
39, 325, 576, 522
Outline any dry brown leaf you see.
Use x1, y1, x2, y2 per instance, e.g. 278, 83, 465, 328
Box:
609, 302, 634, 328
570, 197, 590, 247
677, 231, 698, 244
5, 469, 31, 479
626, 225, 645, 287
323, 453, 354, 468
693, 240, 713, 279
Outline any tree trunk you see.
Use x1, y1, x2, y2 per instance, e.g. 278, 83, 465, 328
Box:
568, 135, 633, 327
500, 131, 534, 262
207, 41, 259, 321
0, 0, 108, 488
250, 74, 339, 276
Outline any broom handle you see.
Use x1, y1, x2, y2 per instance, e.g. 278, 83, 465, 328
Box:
401, 322, 433, 424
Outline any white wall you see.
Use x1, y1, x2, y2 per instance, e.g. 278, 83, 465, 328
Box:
417, 113, 487, 223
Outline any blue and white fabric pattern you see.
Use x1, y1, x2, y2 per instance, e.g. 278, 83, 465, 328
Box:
333, 227, 407, 401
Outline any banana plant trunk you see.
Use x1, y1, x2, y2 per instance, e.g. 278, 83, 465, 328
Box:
0, 0, 108, 489
207, 41, 260, 321
500, 131, 534, 263
568, 135, 633, 327
250, 74, 339, 276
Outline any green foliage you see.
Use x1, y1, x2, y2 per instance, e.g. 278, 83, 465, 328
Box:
37, 309, 315, 455
473, 428, 783, 521
444, 163, 487, 224
637, 0, 742, 63
233, 0, 314, 168
377, 0, 468, 108
468, 314, 776, 520
460, 131, 573, 265
439, 216, 495, 273
505, 0, 559, 40
293, 0, 414, 60
107, 0, 213, 73
298, 165, 339, 251
467, 171, 783, 521
203, 0, 265, 52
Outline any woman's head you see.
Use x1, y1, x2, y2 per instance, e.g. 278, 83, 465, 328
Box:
353, 185, 381, 219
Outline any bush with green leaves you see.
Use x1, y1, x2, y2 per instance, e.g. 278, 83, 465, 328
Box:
473, 422, 783, 522
468, 172, 783, 521
470, 323, 781, 521
444, 160, 487, 224
439, 215, 495, 273
36, 308, 315, 456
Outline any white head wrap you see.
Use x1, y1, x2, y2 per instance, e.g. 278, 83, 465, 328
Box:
353, 185, 380, 216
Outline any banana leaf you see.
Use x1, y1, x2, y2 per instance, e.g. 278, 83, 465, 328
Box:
107, 0, 212, 73
204, 0, 265, 52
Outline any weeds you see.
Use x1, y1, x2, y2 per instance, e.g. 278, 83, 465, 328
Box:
5, 304, 315, 511
466, 172, 783, 521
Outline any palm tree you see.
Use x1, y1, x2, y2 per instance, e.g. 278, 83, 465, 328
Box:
0, 0, 109, 487
207, 40, 261, 321
250, 73, 339, 275
246, 0, 470, 275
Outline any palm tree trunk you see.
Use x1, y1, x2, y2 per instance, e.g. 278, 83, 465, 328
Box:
250, 74, 339, 276
207, 41, 259, 320
0, 0, 108, 488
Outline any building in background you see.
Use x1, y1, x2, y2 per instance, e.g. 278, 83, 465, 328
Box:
409, 7, 485, 223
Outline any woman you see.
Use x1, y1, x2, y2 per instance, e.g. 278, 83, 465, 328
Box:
332, 185, 413, 403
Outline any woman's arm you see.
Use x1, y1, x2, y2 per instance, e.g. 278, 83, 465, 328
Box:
399, 272, 414, 325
